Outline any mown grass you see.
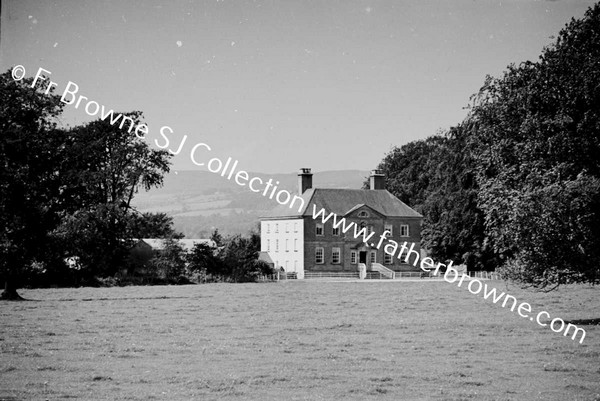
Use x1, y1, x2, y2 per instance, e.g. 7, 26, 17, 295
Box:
1, 280, 599, 400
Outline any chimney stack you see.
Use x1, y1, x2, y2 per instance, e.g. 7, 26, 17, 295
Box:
298, 168, 313, 195
369, 169, 385, 190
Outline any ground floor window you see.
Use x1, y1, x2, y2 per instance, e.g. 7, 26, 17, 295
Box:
384, 252, 392, 264
351, 250, 357, 264
332, 247, 341, 264
370, 250, 376, 263
315, 247, 324, 264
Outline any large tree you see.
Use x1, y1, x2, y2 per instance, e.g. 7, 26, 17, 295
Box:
0, 70, 66, 299
370, 129, 495, 271
56, 112, 171, 278
468, 4, 600, 289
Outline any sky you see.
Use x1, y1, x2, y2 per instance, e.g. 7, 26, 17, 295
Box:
1, 0, 597, 174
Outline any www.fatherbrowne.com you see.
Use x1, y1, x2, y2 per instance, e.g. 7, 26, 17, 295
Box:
312, 205, 586, 344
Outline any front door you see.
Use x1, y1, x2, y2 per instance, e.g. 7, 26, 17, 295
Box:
359, 251, 367, 264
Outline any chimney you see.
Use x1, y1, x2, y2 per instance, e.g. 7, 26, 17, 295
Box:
298, 168, 313, 194
369, 169, 385, 190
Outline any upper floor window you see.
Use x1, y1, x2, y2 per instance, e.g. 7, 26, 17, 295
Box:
267, 239, 270, 251
286, 223, 289, 233
276, 239, 279, 251
285, 239, 289, 252
294, 222, 298, 233
316, 223, 324, 236
400, 224, 409, 237
275, 223, 279, 233
266, 223, 270, 234
332, 227, 340, 236
358, 211, 369, 218
384, 224, 393, 235
367, 225, 374, 235
294, 239, 298, 251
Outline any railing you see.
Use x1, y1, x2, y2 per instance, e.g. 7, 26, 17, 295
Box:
394, 271, 428, 278
468, 271, 501, 280
371, 263, 395, 279
303, 272, 360, 279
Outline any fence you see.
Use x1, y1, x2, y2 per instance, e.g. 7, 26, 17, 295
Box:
304, 272, 360, 279
467, 271, 501, 280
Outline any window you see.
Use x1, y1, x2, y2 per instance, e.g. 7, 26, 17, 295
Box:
384, 252, 392, 264
275, 223, 279, 233
276, 239, 279, 251
315, 247, 324, 264
400, 224, 409, 237
294, 260, 298, 270
267, 239, 270, 251
286, 223, 289, 233
358, 211, 369, 218
266, 223, 270, 233
285, 260, 289, 270
367, 225, 374, 235
370, 250, 376, 263
294, 222, 298, 232
351, 251, 357, 264
398, 249, 406, 263
332, 227, 340, 236
332, 247, 341, 264
294, 239, 298, 252
285, 239, 289, 252
384, 224, 393, 235
316, 223, 324, 236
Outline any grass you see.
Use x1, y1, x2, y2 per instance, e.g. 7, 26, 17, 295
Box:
1, 280, 599, 400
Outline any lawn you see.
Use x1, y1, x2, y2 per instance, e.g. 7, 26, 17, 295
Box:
1, 280, 599, 400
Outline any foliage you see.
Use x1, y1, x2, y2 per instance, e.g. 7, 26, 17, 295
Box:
216, 232, 273, 282
371, 129, 496, 271
147, 238, 188, 283
127, 212, 182, 239
0, 70, 66, 298
210, 228, 224, 247
467, 4, 600, 288
187, 242, 222, 278
56, 112, 171, 275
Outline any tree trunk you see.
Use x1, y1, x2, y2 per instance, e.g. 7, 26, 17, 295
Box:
0, 279, 24, 301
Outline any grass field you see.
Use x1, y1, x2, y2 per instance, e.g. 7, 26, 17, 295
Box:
1, 280, 599, 400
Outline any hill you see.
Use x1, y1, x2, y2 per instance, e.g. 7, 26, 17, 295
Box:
132, 169, 370, 237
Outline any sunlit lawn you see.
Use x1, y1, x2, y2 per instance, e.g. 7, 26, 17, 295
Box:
1, 280, 599, 400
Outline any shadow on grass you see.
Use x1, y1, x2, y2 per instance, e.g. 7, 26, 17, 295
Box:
56, 296, 200, 302
563, 318, 600, 326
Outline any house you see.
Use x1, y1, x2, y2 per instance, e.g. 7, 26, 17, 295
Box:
260, 168, 423, 278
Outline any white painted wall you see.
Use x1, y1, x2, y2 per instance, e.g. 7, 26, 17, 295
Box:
261, 218, 304, 277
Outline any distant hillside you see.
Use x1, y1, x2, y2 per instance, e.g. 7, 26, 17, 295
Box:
132, 169, 370, 237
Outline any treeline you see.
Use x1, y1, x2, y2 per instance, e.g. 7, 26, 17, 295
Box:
372, 4, 600, 290
0, 71, 270, 299
123, 230, 272, 286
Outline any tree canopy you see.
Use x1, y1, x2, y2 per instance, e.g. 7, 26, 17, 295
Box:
373, 4, 600, 289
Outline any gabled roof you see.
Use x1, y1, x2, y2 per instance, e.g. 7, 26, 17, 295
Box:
263, 188, 422, 219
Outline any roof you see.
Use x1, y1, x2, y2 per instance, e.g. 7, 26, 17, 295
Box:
258, 251, 274, 264
137, 238, 216, 251
263, 188, 422, 219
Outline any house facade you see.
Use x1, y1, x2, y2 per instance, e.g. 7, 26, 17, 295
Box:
260, 168, 423, 278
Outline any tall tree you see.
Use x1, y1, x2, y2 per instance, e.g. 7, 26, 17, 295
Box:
370, 130, 495, 271
56, 112, 171, 277
468, 4, 600, 288
0, 70, 66, 299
